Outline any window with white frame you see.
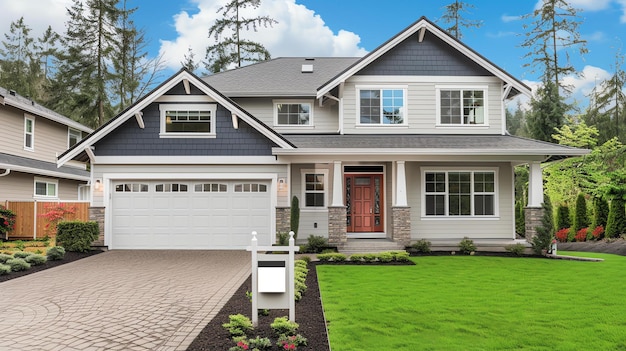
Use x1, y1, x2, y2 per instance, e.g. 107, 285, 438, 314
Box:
274, 101, 312, 126
159, 104, 217, 137
34, 178, 57, 198
302, 170, 328, 208
358, 87, 406, 125
24, 116, 34, 150
437, 87, 486, 125
68, 128, 82, 147
424, 170, 496, 217
155, 183, 188, 192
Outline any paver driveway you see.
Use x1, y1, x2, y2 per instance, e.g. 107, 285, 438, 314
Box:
0, 250, 251, 351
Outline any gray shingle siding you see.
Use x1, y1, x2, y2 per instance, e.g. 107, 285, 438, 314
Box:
357, 33, 491, 76
94, 103, 275, 156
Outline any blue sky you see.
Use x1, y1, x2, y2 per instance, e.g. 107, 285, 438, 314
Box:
2, 0, 626, 107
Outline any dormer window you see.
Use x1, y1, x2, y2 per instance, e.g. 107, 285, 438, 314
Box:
159, 104, 217, 138
356, 86, 406, 125
436, 86, 487, 125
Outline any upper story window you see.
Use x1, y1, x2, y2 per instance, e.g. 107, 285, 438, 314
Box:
423, 170, 496, 217
159, 104, 217, 138
357, 87, 406, 125
34, 178, 57, 198
437, 86, 487, 125
68, 128, 82, 147
274, 101, 312, 126
24, 116, 34, 151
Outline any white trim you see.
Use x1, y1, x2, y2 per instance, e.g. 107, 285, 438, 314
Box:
273, 100, 314, 127
528, 161, 543, 207
420, 167, 499, 218
300, 169, 329, 209
435, 85, 489, 127
68, 127, 82, 148
154, 95, 215, 103
159, 103, 217, 138
331, 161, 343, 206
102, 172, 278, 249
0, 162, 88, 181
134, 112, 145, 129
355, 85, 408, 126
24, 115, 34, 151
349, 75, 500, 84
93, 156, 284, 164
273, 148, 587, 156
34, 177, 59, 198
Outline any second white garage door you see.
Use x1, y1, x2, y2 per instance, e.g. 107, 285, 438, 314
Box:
111, 180, 272, 249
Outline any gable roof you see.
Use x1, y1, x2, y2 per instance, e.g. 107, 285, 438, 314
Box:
57, 68, 295, 166
0, 86, 92, 133
202, 57, 359, 97
316, 16, 531, 100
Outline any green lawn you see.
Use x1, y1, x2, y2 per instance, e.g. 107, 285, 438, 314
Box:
317, 253, 626, 351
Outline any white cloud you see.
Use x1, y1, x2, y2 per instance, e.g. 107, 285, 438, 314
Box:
501, 14, 522, 23
533, 0, 626, 23
0, 0, 71, 40
158, 0, 367, 72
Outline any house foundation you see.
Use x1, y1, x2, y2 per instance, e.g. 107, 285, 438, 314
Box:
275, 207, 291, 235
392, 206, 411, 247
524, 206, 544, 242
89, 206, 105, 246
328, 206, 347, 248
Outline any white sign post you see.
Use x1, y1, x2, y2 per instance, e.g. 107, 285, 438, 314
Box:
248, 231, 299, 326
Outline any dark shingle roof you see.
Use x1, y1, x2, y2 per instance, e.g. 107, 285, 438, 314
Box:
0, 152, 89, 179
201, 58, 359, 97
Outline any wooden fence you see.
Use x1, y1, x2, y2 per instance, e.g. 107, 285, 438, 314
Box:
4, 201, 90, 240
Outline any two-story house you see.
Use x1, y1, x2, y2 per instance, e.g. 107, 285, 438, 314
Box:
0, 87, 92, 204
58, 17, 587, 250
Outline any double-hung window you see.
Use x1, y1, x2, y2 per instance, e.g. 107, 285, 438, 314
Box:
24, 116, 34, 150
160, 104, 217, 137
274, 101, 312, 126
437, 87, 487, 125
302, 170, 328, 208
358, 87, 406, 125
68, 128, 82, 147
424, 170, 496, 217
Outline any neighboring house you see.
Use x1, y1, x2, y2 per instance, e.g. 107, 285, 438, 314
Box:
58, 17, 587, 250
0, 87, 93, 204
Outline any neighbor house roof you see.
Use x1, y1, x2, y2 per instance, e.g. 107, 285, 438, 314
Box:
0, 152, 89, 180
0, 86, 93, 133
202, 57, 359, 97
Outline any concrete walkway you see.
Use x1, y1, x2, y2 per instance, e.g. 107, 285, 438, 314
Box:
0, 250, 251, 351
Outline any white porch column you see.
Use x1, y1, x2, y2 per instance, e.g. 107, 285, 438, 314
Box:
331, 160, 343, 206
528, 161, 543, 207
395, 161, 408, 207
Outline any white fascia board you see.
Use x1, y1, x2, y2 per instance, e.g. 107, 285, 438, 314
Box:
93, 155, 285, 165
5, 98, 93, 133
103, 172, 278, 180
0, 163, 89, 181
272, 148, 590, 157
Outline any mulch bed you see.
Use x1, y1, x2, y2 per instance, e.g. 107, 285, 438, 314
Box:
187, 261, 330, 351
0, 250, 103, 283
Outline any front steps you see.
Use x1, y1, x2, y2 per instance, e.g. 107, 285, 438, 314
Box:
340, 238, 405, 254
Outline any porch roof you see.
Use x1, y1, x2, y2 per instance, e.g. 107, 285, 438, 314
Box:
276, 134, 589, 158
0, 152, 89, 181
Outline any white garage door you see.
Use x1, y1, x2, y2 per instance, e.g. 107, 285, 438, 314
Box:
111, 180, 272, 249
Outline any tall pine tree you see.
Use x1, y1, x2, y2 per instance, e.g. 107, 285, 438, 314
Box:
438, 1, 482, 40
0, 17, 37, 98
525, 79, 567, 142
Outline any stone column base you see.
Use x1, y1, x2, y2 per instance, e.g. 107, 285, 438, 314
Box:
276, 207, 291, 235
89, 206, 105, 246
524, 206, 544, 242
328, 206, 347, 248
392, 206, 411, 247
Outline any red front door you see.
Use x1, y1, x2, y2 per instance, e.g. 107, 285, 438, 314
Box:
346, 174, 384, 232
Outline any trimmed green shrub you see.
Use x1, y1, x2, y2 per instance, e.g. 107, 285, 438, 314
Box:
303, 235, 327, 253
458, 237, 477, 254
271, 316, 299, 336
0, 253, 12, 263
298, 255, 311, 264
13, 251, 32, 259
56, 221, 99, 252
222, 314, 253, 337
556, 204, 571, 230
332, 253, 346, 262
505, 243, 527, 256
363, 253, 376, 263
46, 246, 66, 260
592, 197, 610, 229
290, 196, 300, 240
378, 252, 393, 263
248, 336, 272, 349
25, 254, 47, 266
606, 197, 626, 238
573, 193, 589, 231
6, 258, 30, 272
411, 239, 431, 253
392, 251, 411, 262
349, 253, 363, 262
515, 200, 526, 237
317, 253, 332, 262
533, 194, 554, 255
276, 232, 289, 246
317, 252, 346, 262
0, 263, 11, 275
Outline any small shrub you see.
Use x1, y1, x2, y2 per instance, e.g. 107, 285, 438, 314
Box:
505, 243, 526, 256
277, 334, 308, 349
14, 240, 25, 251
363, 253, 377, 262
0, 253, 13, 263
46, 246, 66, 260
13, 251, 32, 259
222, 314, 253, 337
317, 253, 332, 262
378, 252, 393, 263
0, 263, 11, 275
304, 235, 327, 253
411, 239, 431, 253
56, 221, 99, 252
575, 227, 589, 242
349, 253, 363, 262
249, 336, 272, 350
555, 228, 569, 242
276, 232, 289, 246
591, 225, 605, 240
25, 254, 47, 266
393, 251, 411, 262
298, 255, 311, 264
458, 237, 476, 254
271, 316, 299, 336
6, 258, 31, 272
331, 253, 347, 262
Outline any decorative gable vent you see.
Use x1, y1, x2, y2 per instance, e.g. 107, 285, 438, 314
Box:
301, 64, 313, 73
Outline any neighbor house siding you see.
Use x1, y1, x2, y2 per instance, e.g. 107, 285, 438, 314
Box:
407, 161, 514, 240
0, 171, 82, 201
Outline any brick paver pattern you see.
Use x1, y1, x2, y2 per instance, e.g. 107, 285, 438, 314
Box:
0, 250, 251, 351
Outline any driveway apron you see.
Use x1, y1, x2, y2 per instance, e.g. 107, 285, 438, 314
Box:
0, 250, 251, 351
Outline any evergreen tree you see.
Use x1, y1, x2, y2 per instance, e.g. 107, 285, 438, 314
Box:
526, 79, 567, 142
573, 193, 588, 231
205, 0, 277, 73
556, 203, 570, 230
0, 17, 37, 97
592, 197, 609, 229
438, 1, 482, 40
515, 200, 526, 237
290, 196, 300, 240
181, 46, 199, 73
605, 197, 626, 238
532, 194, 554, 255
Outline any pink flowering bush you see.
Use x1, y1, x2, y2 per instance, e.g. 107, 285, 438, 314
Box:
0, 206, 16, 235
555, 228, 570, 242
